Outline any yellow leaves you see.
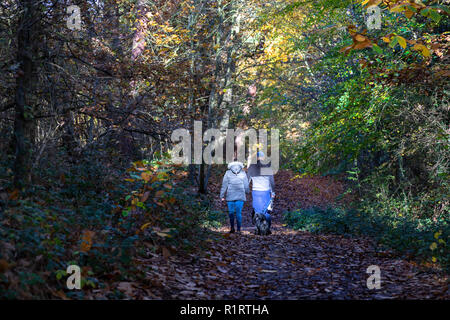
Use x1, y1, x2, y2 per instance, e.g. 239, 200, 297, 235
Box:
141, 222, 152, 231
429, 242, 437, 251
413, 44, 431, 57
396, 36, 407, 49
432, 257, 437, 263
388, 1, 425, 19
156, 231, 171, 238
80, 230, 95, 253
383, 34, 417, 50
155, 228, 174, 238
433, 230, 445, 245
157, 171, 169, 181
390, 4, 405, 14
404, 7, 415, 19
361, 0, 382, 7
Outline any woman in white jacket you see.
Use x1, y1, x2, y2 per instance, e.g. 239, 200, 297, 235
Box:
220, 161, 250, 233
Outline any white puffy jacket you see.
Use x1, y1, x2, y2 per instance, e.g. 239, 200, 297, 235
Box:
220, 162, 250, 201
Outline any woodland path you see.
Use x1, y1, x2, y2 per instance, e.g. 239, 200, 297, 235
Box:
112, 171, 449, 300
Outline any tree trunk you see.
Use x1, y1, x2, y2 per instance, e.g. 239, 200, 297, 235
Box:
13, 0, 40, 188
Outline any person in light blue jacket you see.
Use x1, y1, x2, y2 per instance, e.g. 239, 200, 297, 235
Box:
247, 151, 275, 233
220, 161, 250, 233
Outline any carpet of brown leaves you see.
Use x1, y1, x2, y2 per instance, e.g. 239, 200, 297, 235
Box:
92, 170, 448, 300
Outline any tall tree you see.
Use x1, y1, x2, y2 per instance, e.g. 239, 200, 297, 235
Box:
13, 0, 42, 188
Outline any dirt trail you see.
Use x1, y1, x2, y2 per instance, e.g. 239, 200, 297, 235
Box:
121, 171, 448, 300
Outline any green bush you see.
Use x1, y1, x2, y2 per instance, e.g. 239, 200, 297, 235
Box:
0, 153, 218, 299
284, 206, 449, 272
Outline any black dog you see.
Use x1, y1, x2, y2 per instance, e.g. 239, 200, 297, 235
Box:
252, 209, 271, 235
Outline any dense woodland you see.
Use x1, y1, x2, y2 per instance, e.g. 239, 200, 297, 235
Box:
0, 0, 449, 299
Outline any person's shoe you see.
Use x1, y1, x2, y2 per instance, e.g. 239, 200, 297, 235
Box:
229, 228, 235, 233
267, 229, 272, 235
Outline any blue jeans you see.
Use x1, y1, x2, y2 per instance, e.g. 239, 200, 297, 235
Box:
252, 190, 271, 213
227, 200, 244, 231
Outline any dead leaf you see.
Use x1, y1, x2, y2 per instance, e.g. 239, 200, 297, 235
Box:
162, 247, 171, 259
80, 230, 95, 252
0, 259, 10, 273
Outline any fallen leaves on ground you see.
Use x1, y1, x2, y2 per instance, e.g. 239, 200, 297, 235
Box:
87, 171, 448, 300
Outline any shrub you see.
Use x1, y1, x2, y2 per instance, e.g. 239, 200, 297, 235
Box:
284, 206, 449, 272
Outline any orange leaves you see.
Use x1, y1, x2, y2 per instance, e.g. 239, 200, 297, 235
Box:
0, 259, 10, 273
388, 1, 426, 19
349, 1, 439, 59
342, 26, 433, 58
354, 39, 373, 50
340, 44, 354, 55
355, 34, 367, 42
340, 26, 372, 54
155, 190, 165, 198
141, 172, 151, 182
80, 230, 95, 253
8, 189, 19, 201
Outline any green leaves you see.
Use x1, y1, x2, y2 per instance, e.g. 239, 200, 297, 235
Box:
421, 8, 442, 23
372, 44, 383, 54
